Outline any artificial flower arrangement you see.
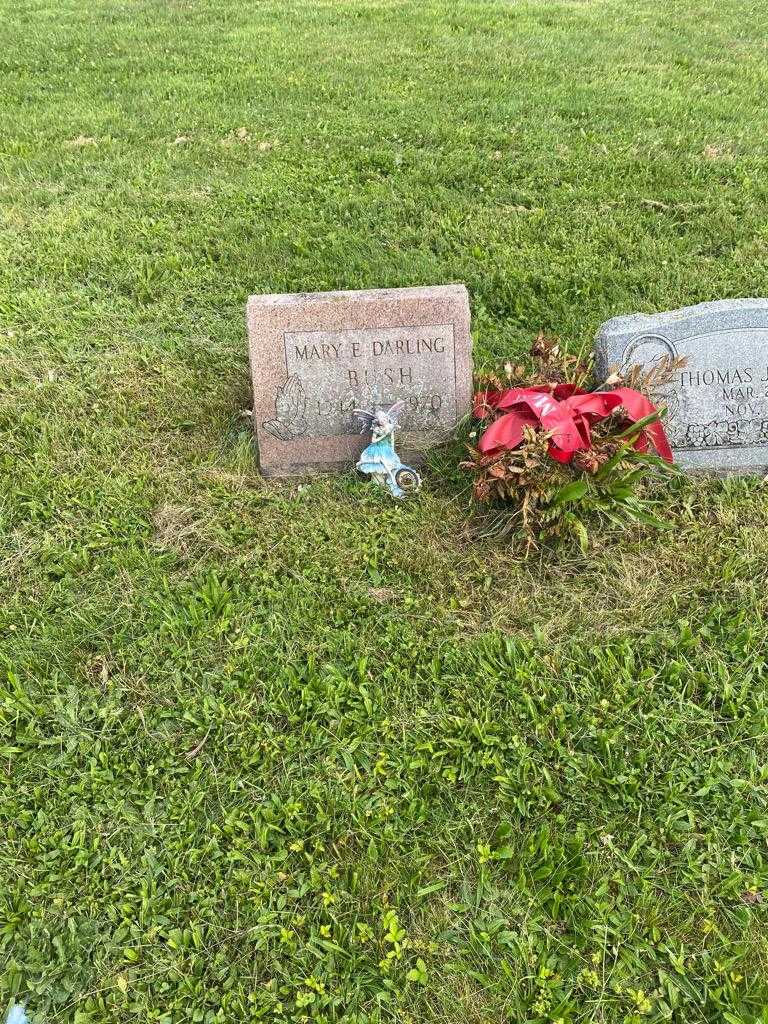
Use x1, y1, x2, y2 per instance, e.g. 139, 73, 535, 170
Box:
463, 333, 684, 551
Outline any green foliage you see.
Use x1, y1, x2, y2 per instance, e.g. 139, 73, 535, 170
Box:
1, 0, 768, 1021
547, 445, 678, 552
2, 618, 768, 1022
468, 428, 678, 552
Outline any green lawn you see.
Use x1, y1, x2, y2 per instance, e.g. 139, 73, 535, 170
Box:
2, 0, 768, 1021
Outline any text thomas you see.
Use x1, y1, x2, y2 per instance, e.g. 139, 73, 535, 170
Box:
680, 366, 768, 419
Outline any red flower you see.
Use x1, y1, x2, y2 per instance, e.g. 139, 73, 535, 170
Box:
475, 385, 673, 463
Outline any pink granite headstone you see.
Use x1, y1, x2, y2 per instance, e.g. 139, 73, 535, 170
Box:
247, 284, 472, 477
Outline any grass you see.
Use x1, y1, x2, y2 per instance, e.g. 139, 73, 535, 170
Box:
1, 0, 768, 1020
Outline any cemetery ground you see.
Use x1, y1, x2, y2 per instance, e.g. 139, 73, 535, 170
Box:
1, 0, 768, 1021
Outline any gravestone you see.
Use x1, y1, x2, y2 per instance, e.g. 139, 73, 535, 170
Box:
248, 284, 472, 477
595, 299, 768, 473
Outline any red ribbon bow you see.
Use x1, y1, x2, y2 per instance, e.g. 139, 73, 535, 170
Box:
474, 384, 673, 463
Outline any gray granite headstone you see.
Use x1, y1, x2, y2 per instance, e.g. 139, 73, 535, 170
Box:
248, 285, 473, 477
595, 299, 768, 473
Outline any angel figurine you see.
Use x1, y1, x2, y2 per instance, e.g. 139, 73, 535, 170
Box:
354, 401, 421, 499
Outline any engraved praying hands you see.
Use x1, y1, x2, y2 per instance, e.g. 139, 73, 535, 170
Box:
262, 375, 309, 441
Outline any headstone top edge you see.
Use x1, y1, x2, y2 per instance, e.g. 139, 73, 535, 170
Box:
597, 297, 768, 339
247, 283, 469, 310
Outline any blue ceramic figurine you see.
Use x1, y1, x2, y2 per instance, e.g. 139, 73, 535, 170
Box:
355, 401, 422, 499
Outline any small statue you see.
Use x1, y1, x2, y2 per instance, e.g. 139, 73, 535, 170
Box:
354, 401, 422, 499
